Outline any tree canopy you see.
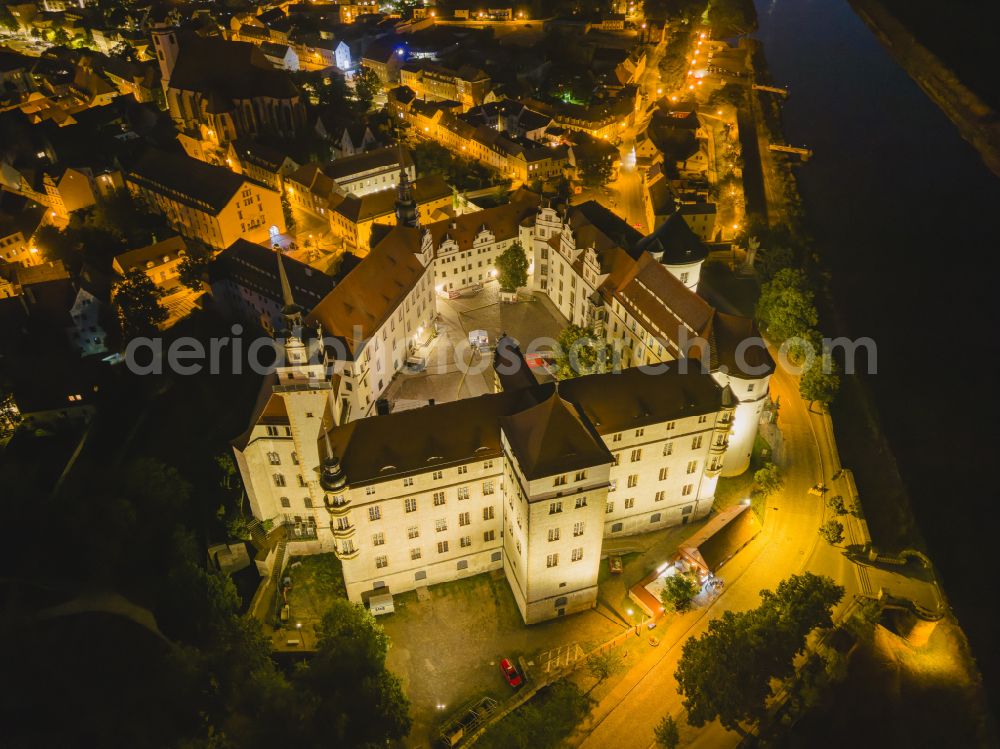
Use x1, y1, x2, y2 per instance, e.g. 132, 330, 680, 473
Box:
553, 324, 615, 378
799, 352, 841, 407
755, 268, 819, 345
660, 572, 700, 612
354, 66, 383, 111
113, 268, 167, 341
752, 462, 782, 499
819, 519, 845, 545
675, 573, 844, 734
496, 241, 529, 292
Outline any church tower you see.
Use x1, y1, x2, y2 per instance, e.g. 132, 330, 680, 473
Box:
394, 142, 419, 228
150, 24, 180, 89
275, 249, 309, 370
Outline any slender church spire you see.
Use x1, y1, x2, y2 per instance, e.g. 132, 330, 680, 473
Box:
275, 248, 304, 332
395, 139, 419, 228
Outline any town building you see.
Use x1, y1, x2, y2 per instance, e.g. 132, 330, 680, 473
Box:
112, 235, 189, 290
151, 27, 307, 152
210, 239, 338, 333
126, 150, 285, 249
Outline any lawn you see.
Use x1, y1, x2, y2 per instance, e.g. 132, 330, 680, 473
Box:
277, 553, 346, 639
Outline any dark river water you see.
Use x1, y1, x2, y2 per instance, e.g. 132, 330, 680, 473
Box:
753, 0, 1000, 701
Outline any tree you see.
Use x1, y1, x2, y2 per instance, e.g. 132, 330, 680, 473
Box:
496, 240, 528, 292
755, 268, 818, 345
290, 599, 412, 747
799, 353, 841, 407
819, 519, 845, 545
826, 494, 847, 516
707, 0, 757, 37
660, 572, 699, 613
585, 648, 624, 686
354, 66, 382, 111
177, 250, 211, 293
654, 715, 681, 749
752, 462, 782, 499
113, 268, 167, 341
553, 324, 615, 378
675, 573, 843, 734
280, 192, 296, 234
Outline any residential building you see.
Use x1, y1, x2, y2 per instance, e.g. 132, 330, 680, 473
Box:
126, 150, 285, 249
112, 235, 189, 290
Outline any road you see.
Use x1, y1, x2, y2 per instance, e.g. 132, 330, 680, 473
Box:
572, 358, 866, 748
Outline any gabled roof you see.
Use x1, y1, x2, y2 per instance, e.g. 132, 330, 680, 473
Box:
126, 149, 249, 214
305, 225, 428, 358
500, 390, 612, 481
113, 235, 187, 275
211, 239, 336, 312
167, 34, 299, 101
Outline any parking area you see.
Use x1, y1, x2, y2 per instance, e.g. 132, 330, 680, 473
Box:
382, 284, 567, 412
381, 571, 620, 748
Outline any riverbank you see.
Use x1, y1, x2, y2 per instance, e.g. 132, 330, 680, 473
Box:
849, 0, 1000, 178
741, 11, 996, 740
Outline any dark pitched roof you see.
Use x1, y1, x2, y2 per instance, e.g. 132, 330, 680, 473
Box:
681, 503, 761, 573
315, 365, 723, 486
211, 239, 336, 311
323, 146, 410, 182
167, 35, 299, 100
500, 390, 612, 480
635, 211, 709, 266
126, 149, 248, 214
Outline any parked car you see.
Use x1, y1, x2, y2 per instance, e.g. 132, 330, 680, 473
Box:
499, 658, 523, 688
608, 555, 623, 574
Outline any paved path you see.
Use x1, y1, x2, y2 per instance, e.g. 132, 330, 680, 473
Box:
571, 358, 866, 748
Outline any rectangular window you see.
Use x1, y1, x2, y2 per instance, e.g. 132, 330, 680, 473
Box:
405, 498, 417, 513
692, 435, 703, 449
571, 547, 583, 562
403, 477, 414, 487
627, 474, 638, 488
612, 433, 622, 443
483, 506, 495, 520
666, 421, 675, 431
458, 512, 470, 527
433, 492, 446, 506
407, 526, 419, 539
625, 497, 635, 509
573, 521, 585, 537
546, 553, 559, 568
457, 487, 469, 500
273, 474, 286, 487
663, 442, 673, 456
460, 536, 472, 548
484, 459, 494, 469
368, 506, 381, 521
457, 465, 468, 475
375, 555, 388, 569
280, 496, 291, 508
635, 428, 644, 437
435, 518, 447, 532
432, 470, 443, 480
631, 449, 642, 462
682, 484, 694, 496
612, 452, 620, 466
484, 529, 495, 542
410, 548, 421, 560
574, 470, 587, 481
437, 541, 449, 554
606, 501, 614, 513
266, 426, 279, 436
554, 475, 567, 486
549, 501, 562, 514
365, 486, 376, 495
698, 414, 708, 423
575, 497, 587, 509
483, 480, 495, 495
655, 490, 666, 502
548, 528, 560, 542
687, 460, 698, 474
372, 532, 385, 546
659, 467, 669, 481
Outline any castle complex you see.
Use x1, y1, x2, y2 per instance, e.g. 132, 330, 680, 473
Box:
233, 181, 772, 623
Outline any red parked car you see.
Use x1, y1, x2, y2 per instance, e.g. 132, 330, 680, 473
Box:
499, 658, 523, 688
